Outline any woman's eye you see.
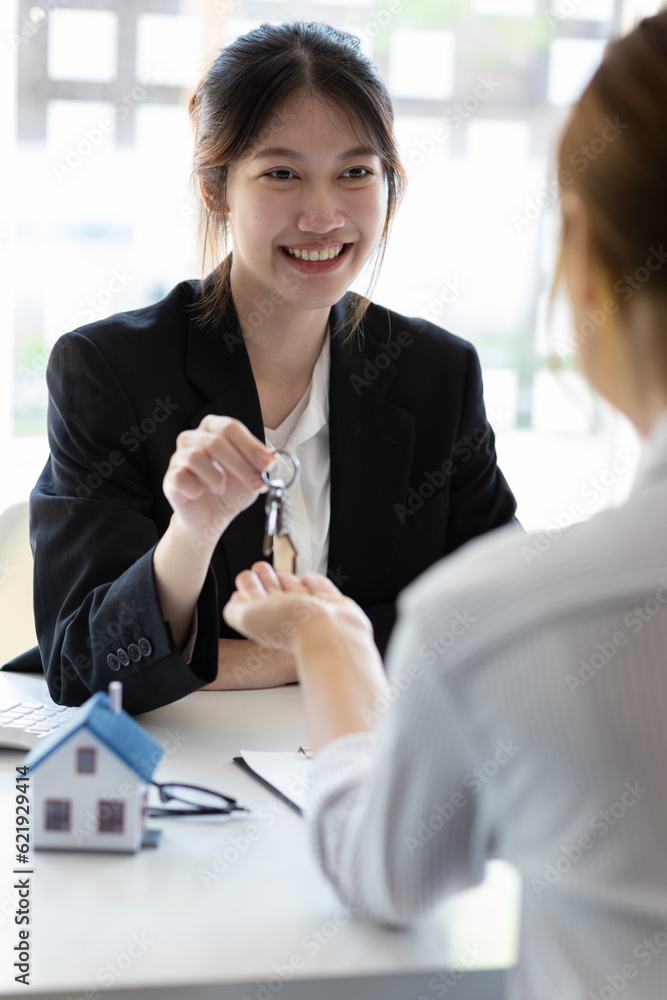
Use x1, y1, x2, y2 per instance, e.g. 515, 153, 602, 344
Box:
342, 166, 371, 179
267, 169, 295, 180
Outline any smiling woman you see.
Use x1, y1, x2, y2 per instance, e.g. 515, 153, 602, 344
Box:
23, 21, 518, 714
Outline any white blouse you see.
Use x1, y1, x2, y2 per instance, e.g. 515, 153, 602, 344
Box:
263, 332, 331, 577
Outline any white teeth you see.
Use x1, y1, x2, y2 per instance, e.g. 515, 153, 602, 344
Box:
284, 244, 345, 261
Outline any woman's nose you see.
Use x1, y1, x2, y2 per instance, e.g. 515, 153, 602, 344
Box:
297, 186, 345, 234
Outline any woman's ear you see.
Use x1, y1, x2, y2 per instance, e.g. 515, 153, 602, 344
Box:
560, 191, 598, 314
199, 177, 227, 215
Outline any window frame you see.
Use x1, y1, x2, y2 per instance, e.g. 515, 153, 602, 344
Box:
76, 747, 97, 774
98, 799, 125, 833
45, 798, 71, 831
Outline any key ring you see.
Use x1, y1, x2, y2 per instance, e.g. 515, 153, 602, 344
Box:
261, 448, 301, 490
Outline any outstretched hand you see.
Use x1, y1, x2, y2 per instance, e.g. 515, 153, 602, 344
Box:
223, 562, 372, 654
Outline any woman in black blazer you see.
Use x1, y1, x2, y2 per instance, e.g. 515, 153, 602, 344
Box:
28, 22, 516, 714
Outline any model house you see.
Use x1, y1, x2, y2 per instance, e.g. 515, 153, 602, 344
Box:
26, 682, 163, 853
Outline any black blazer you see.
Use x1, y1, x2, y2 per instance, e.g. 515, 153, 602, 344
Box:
27, 282, 517, 713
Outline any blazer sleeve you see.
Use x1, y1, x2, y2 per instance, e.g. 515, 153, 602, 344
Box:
30, 332, 219, 714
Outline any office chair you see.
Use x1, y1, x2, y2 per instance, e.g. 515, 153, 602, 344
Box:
0, 501, 38, 665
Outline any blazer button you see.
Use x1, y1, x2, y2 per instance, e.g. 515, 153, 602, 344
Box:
127, 643, 141, 662
138, 637, 152, 657
117, 648, 130, 667
107, 653, 120, 671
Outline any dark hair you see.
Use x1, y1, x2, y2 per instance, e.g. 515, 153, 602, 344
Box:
557, 11, 667, 305
188, 21, 406, 335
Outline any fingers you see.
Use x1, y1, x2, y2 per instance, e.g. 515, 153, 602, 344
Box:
275, 571, 306, 593
165, 464, 207, 502
300, 572, 342, 599
246, 562, 282, 594
167, 444, 226, 497
234, 566, 270, 599
171, 418, 274, 497
199, 416, 274, 486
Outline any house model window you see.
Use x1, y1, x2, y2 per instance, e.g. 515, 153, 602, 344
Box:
77, 747, 96, 773
98, 800, 124, 833
45, 800, 70, 831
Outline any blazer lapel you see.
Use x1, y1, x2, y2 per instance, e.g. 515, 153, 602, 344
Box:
328, 299, 416, 603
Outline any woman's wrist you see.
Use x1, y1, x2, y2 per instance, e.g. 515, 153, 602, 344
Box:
153, 515, 218, 649
293, 604, 376, 666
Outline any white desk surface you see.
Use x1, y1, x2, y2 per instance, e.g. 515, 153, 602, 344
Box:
0, 672, 520, 999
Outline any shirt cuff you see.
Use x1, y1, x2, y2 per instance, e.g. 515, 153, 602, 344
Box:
306, 730, 378, 818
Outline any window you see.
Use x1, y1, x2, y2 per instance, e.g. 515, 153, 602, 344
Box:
77, 747, 96, 773
98, 800, 124, 832
1, 0, 654, 529
45, 799, 70, 830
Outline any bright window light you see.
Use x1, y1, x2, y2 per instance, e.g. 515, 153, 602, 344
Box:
547, 37, 607, 105
136, 14, 205, 88
47, 9, 118, 83
389, 30, 455, 101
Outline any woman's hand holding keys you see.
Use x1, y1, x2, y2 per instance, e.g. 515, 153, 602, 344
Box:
154, 417, 274, 652
163, 415, 274, 553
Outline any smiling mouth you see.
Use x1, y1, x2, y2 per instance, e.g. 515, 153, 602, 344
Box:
280, 243, 348, 261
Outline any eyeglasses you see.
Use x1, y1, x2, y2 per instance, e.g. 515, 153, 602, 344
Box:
148, 781, 249, 817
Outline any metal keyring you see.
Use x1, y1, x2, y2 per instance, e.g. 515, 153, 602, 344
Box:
261, 448, 301, 490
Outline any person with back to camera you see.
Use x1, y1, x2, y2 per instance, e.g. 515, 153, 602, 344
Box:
222, 12, 667, 999
25, 22, 517, 713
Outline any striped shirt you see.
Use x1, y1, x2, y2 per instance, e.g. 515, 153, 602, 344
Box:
307, 413, 667, 1000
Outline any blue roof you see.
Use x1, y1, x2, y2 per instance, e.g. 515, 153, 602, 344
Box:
25, 692, 163, 782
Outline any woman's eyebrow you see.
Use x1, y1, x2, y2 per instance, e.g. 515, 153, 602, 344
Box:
251, 145, 379, 161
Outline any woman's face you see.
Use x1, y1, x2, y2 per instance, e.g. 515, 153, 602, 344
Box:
224, 93, 388, 315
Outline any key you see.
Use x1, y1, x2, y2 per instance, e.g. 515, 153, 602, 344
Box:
262, 484, 284, 558
261, 449, 301, 573
273, 489, 297, 574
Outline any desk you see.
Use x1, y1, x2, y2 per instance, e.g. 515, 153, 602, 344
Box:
0, 671, 520, 999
